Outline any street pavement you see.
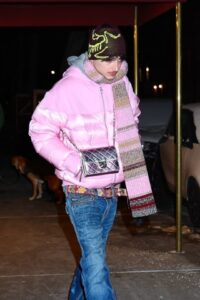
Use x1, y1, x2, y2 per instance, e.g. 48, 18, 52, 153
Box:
0, 172, 200, 300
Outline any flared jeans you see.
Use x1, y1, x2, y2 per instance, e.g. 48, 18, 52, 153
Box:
65, 192, 117, 300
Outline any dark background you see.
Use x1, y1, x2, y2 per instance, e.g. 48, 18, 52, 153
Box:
0, 0, 199, 155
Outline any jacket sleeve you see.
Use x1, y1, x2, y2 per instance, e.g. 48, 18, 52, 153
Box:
29, 85, 81, 176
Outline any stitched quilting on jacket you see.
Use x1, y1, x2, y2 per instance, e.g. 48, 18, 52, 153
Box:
29, 53, 140, 188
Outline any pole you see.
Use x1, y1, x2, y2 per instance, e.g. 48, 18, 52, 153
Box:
175, 2, 182, 252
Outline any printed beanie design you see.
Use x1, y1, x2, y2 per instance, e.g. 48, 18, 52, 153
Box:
88, 25, 126, 60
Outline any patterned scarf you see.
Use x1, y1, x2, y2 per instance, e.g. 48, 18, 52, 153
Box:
84, 59, 157, 217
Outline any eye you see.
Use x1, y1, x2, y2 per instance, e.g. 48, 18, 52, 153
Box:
111, 57, 122, 63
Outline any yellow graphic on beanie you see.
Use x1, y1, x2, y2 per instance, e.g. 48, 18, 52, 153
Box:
88, 25, 126, 60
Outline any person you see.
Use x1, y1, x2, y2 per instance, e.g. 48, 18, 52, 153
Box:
29, 24, 157, 300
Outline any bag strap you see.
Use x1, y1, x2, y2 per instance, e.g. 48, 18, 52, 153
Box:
61, 130, 81, 153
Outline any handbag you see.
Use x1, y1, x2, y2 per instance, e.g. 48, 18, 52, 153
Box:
81, 146, 119, 177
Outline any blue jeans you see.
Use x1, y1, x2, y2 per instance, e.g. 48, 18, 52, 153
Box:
65, 192, 117, 300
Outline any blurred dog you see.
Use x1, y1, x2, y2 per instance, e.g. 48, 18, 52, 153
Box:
11, 155, 64, 203
44, 175, 64, 204
11, 155, 44, 200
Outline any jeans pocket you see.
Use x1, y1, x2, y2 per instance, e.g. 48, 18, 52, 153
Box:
68, 193, 95, 207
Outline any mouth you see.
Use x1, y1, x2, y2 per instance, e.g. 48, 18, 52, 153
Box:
108, 72, 118, 77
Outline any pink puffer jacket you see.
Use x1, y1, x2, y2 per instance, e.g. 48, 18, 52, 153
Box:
29, 55, 140, 188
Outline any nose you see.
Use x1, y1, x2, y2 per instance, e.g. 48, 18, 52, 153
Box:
112, 60, 121, 72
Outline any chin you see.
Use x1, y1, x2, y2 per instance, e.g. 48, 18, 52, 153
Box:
105, 75, 114, 80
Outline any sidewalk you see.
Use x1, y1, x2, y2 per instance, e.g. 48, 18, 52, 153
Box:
0, 174, 200, 300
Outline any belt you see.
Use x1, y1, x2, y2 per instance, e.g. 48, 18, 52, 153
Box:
65, 185, 127, 198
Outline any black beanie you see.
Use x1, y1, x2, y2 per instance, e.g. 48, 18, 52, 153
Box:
88, 25, 126, 60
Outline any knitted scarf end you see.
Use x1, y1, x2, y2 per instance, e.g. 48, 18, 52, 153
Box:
130, 194, 157, 218
131, 206, 157, 218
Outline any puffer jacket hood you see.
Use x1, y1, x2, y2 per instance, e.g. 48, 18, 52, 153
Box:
67, 52, 86, 67
65, 52, 87, 76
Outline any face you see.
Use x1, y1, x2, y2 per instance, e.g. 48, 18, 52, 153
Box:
91, 57, 122, 80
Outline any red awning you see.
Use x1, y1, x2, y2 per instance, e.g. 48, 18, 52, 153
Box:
0, 0, 187, 27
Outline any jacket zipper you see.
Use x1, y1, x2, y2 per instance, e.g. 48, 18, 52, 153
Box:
100, 85, 109, 143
